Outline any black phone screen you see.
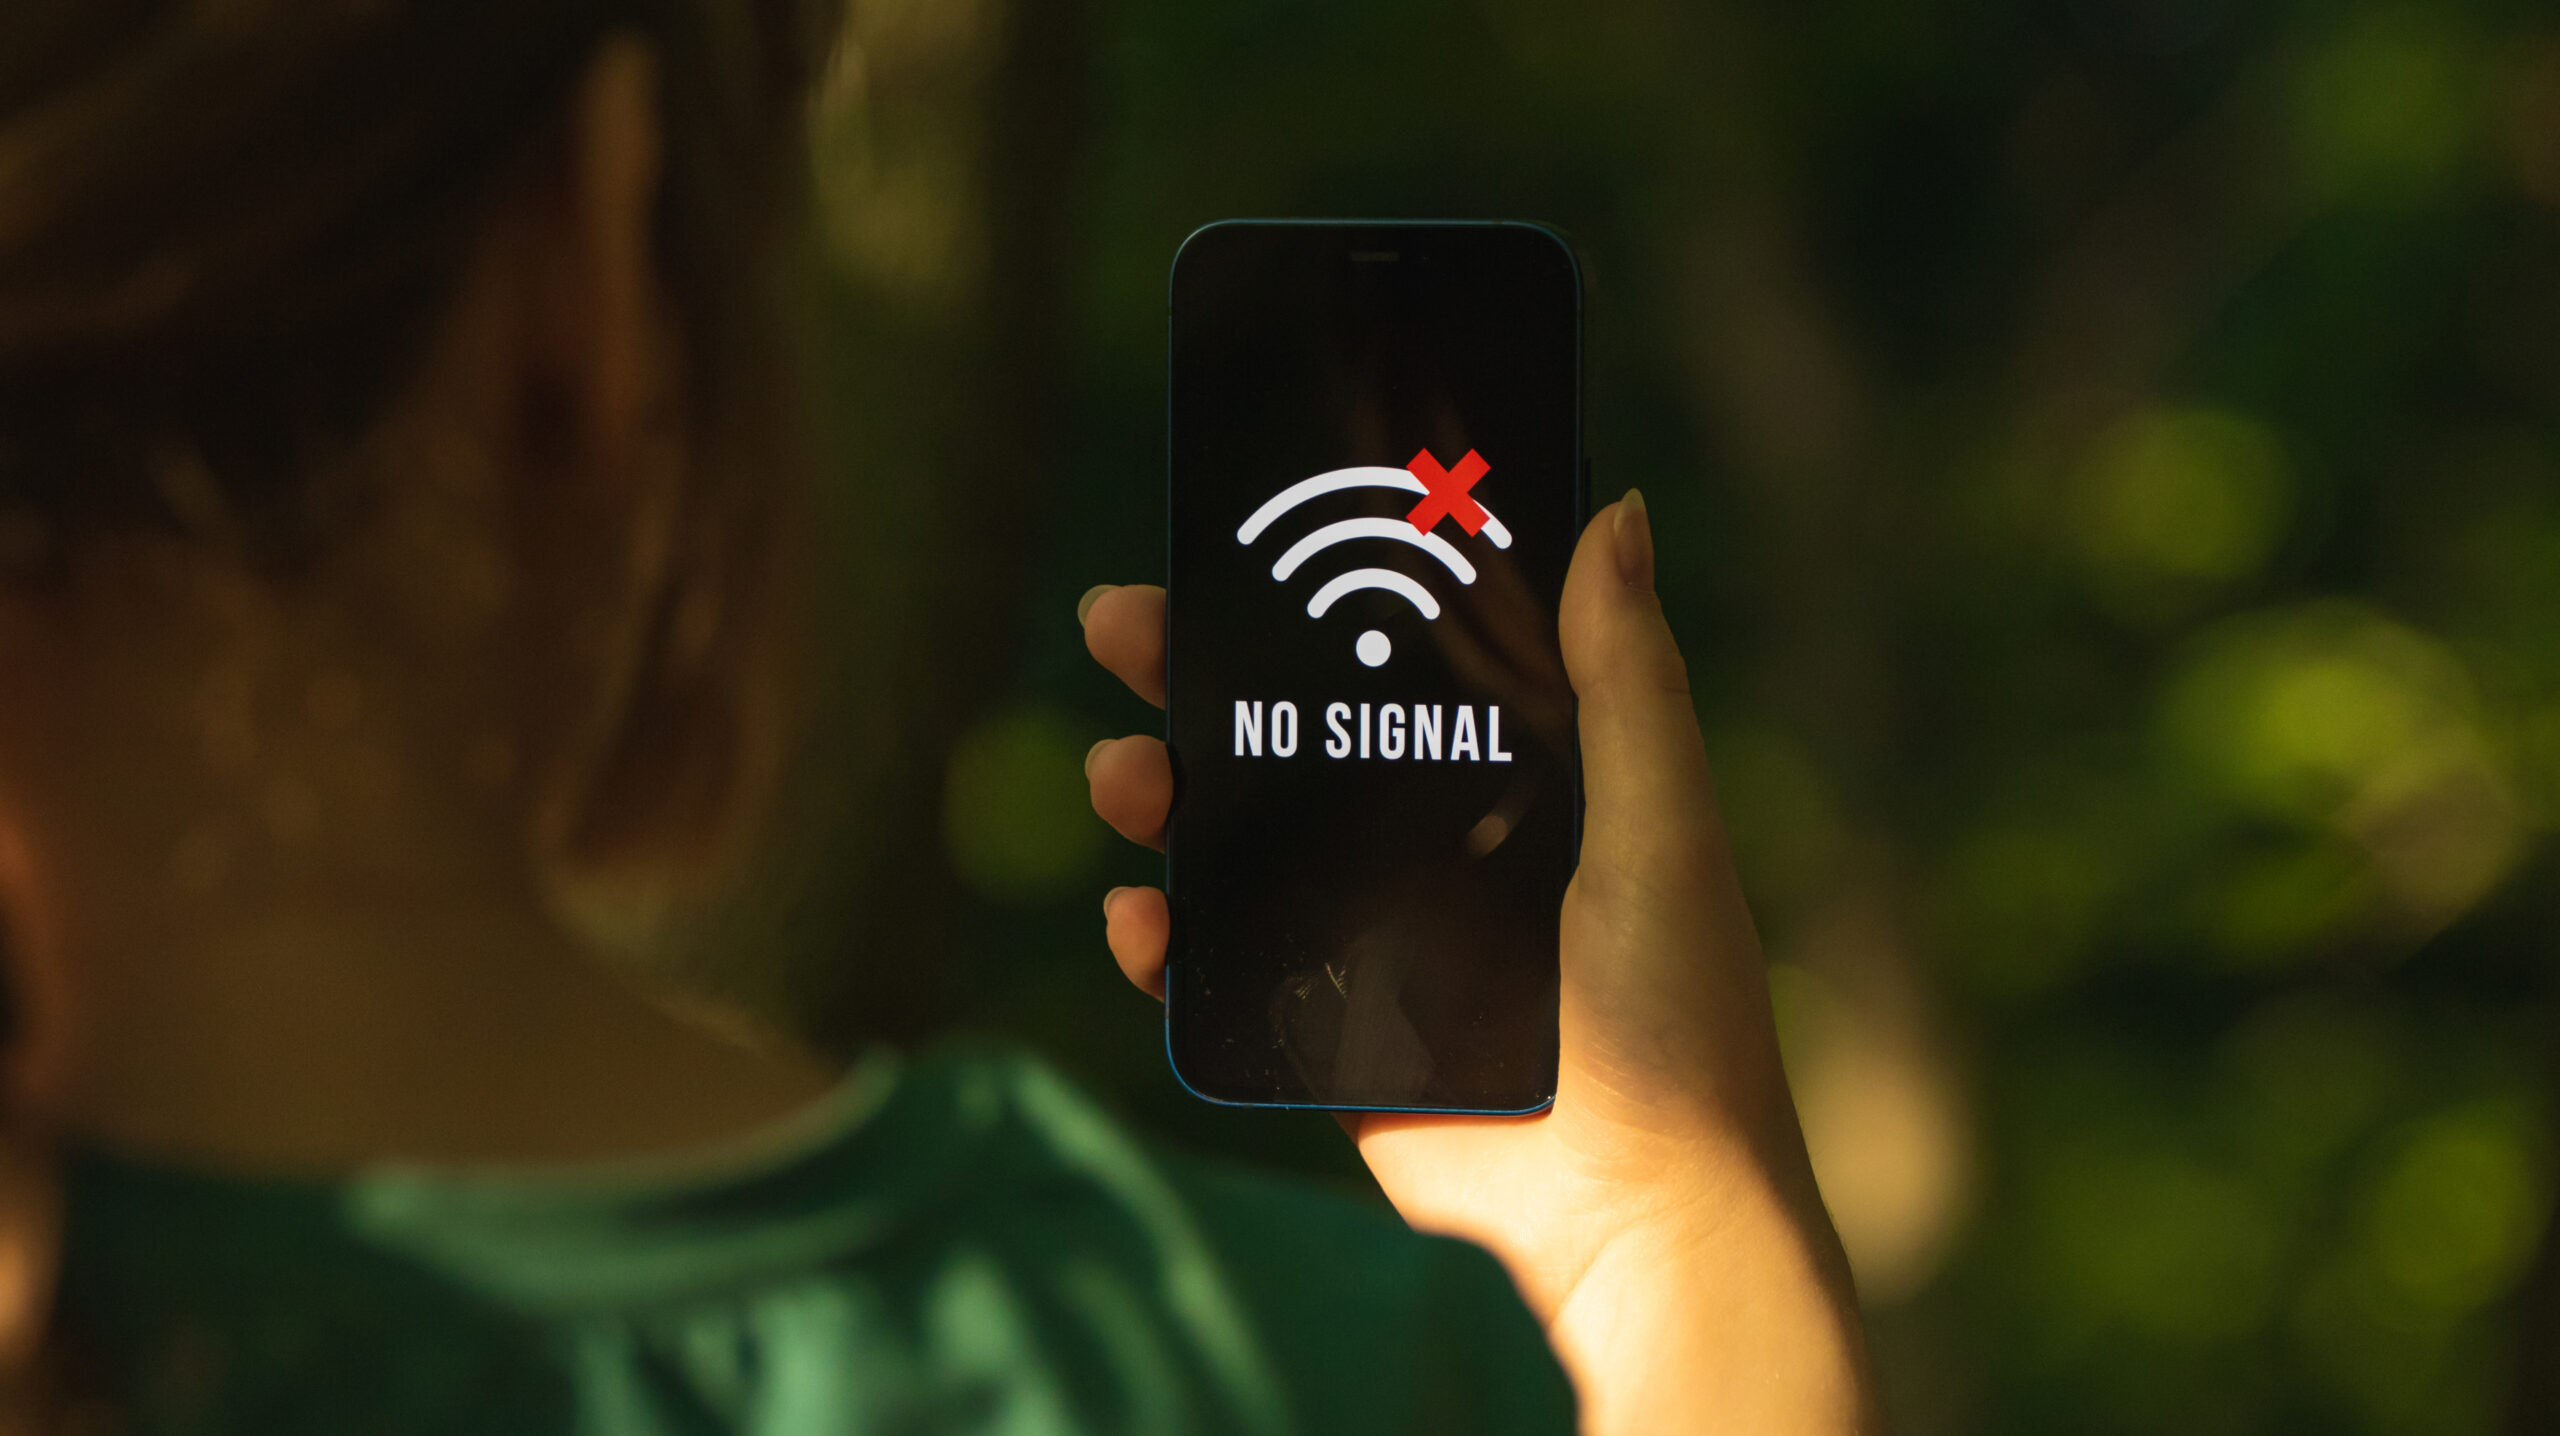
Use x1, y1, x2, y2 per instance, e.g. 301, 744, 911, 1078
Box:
1164, 221, 1582, 1112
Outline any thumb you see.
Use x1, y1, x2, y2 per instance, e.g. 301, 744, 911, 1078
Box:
1556, 494, 1780, 1128
1559, 493, 1729, 911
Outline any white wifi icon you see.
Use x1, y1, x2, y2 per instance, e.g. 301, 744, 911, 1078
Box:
1235, 455, 1512, 668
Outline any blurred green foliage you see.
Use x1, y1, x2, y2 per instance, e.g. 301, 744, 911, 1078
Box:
807, 0, 2560, 1430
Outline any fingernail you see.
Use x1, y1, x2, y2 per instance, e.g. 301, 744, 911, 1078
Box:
1085, 737, 1113, 776
1613, 489, 1654, 591
1102, 886, 1129, 919
1077, 584, 1118, 625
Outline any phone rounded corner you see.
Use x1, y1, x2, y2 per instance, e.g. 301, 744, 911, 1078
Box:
1168, 220, 1250, 304
1501, 221, 1585, 297
1160, 1009, 1242, 1107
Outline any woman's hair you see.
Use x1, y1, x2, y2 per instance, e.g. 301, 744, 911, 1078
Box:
0, 0, 838, 576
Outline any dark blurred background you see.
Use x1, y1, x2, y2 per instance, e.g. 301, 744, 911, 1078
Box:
760, 1, 2560, 1430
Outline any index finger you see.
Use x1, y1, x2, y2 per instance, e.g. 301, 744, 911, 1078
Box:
1079, 584, 1167, 709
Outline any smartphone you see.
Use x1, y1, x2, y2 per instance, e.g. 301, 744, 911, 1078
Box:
1164, 220, 1583, 1113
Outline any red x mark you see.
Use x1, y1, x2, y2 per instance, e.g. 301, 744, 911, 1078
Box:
1406, 448, 1490, 536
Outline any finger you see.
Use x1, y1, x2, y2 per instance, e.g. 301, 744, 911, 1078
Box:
1080, 584, 1167, 709
1086, 735, 1172, 851
1101, 885, 1169, 999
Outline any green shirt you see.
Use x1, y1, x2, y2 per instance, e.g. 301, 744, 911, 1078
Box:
60, 1047, 1575, 1435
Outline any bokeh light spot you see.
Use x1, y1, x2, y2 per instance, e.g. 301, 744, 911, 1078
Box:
2365, 1102, 2549, 1316
2036, 1141, 2283, 1344
2070, 406, 2290, 622
2163, 603, 2525, 945
2293, 10, 2481, 205
943, 704, 1108, 905
1943, 821, 2118, 996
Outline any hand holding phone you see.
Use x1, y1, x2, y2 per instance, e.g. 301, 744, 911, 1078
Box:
1084, 502, 1879, 1434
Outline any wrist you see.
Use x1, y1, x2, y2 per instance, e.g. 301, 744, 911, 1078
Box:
1543, 1147, 1876, 1435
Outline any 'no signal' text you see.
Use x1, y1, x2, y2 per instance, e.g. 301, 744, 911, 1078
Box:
1231, 699, 1512, 762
